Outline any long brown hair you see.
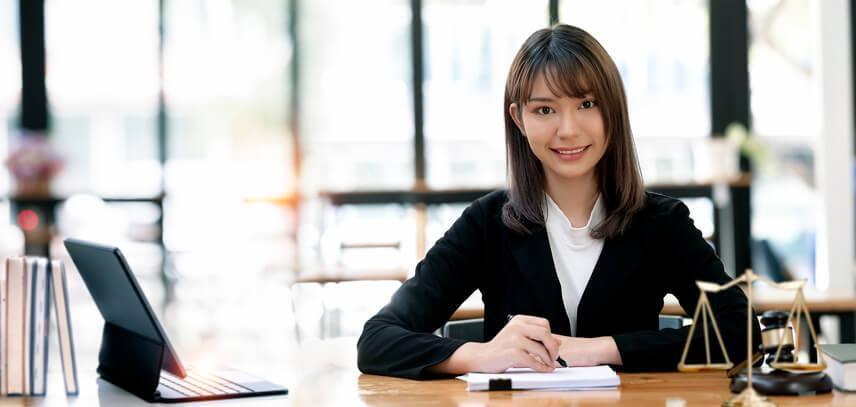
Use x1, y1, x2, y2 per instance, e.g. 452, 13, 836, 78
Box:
501, 24, 645, 238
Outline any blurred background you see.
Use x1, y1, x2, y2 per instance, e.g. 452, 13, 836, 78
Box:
1, 0, 854, 377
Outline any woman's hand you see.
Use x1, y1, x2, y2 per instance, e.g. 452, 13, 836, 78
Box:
427, 315, 561, 375
552, 335, 623, 366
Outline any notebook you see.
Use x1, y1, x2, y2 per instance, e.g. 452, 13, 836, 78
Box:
459, 365, 620, 391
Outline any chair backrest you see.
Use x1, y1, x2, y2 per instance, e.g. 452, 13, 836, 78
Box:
441, 318, 484, 342
441, 315, 689, 341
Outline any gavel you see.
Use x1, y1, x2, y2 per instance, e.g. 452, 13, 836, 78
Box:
759, 310, 795, 366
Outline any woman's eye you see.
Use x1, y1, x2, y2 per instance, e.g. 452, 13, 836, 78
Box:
536, 106, 553, 115
579, 100, 597, 110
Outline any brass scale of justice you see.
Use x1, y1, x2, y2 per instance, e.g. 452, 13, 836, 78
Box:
677, 269, 833, 407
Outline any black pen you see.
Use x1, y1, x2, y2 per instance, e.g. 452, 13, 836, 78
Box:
506, 314, 567, 368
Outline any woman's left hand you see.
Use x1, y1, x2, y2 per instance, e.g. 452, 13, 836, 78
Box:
552, 335, 623, 367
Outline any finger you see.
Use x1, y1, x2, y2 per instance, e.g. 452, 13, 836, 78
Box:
519, 325, 559, 360
518, 337, 553, 367
516, 315, 551, 330
515, 349, 553, 372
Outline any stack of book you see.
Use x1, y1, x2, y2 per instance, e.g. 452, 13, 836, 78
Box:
1, 257, 78, 397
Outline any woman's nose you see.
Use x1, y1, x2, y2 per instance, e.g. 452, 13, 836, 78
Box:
557, 111, 581, 138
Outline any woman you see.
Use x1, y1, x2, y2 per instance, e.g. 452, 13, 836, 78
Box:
357, 24, 759, 379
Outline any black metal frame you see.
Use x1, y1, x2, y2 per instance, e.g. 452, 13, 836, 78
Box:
411, 0, 425, 186
18, 0, 48, 131
709, 0, 752, 276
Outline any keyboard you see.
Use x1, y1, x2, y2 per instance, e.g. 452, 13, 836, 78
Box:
159, 368, 254, 397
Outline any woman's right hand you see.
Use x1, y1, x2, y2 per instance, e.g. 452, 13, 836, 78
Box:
428, 315, 560, 375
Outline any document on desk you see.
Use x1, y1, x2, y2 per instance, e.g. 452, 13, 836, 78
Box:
459, 365, 620, 391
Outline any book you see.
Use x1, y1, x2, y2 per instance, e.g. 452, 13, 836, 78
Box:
458, 365, 621, 391
29, 258, 50, 396
822, 344, 856, 391
22, 258, 36, 395
5, 258, 24, 396
50, 259, 78, 395
1, 261, 6, 396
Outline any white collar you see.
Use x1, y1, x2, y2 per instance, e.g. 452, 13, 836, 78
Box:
545, 193, 605, 248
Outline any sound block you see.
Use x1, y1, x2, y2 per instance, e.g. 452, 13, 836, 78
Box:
730, 369, 832, 396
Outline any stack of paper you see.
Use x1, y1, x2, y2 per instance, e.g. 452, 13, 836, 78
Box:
459, 366, 620, 391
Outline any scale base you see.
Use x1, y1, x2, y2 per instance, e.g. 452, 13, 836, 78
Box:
730, 369, 832, 396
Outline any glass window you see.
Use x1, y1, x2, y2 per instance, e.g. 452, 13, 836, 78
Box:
747, 0, 819, 284
560, 0, 710, 141
0, 2, 19, 196
299, 0, 413, 192
45, 0, 161, 197
164, 0, 293, 200
163, 0, 294, 256
423, 0, 548, 189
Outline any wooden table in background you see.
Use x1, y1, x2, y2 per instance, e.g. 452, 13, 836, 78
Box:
453, 295, 856, 343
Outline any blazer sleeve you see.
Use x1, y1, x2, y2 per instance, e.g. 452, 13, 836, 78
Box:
611, 200, 761, 371
357, 200, 486, 379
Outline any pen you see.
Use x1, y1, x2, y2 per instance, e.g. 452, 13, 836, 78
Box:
506, 314, 567, 368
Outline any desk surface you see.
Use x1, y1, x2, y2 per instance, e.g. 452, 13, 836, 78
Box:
9, 337, 856, 406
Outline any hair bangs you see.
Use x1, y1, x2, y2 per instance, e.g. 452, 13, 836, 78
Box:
541, 55, 594, 100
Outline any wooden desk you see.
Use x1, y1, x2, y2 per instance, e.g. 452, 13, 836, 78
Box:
10, 337, 855, 406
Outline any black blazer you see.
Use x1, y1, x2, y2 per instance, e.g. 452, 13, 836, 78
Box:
357, 190, 760, 379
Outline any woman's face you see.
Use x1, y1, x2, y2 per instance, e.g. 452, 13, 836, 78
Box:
510, 73, 607, 184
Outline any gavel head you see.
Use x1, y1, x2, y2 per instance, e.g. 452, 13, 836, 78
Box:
759, 311, 795, 366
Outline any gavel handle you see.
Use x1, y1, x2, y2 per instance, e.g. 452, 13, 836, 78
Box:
726, 352, 764, 378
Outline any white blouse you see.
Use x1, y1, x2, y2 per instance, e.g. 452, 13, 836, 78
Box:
544, 193, 606, 336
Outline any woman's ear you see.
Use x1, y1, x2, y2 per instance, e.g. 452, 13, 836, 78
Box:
509, 103, 525, 136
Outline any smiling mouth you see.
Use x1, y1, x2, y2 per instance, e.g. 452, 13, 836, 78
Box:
551, 145, 590, 155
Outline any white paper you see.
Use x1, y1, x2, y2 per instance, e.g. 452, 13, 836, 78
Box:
459, 365, 620, 391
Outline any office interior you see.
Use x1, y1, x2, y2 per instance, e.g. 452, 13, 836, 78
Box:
0, 0, 854, 395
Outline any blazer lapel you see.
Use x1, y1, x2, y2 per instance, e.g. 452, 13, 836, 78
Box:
575, 232, 637, 336
508, 227, 572, 335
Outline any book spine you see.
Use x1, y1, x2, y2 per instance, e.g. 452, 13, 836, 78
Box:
1, 259, 7, 397
6, 258, 23, 396
51, 260, 78, 395
30, 258, 48, 396
41, 259, 51, 396
22, 259, 33, 396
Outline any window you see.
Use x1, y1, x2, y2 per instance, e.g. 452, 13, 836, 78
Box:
0, 2, 18, 196
747, 0, 820, 283
46, 0, 161, 197
163, 0, 294, 257
560, 0, 710, 141
299, 0, 413, 192
423, 0, 549, 188
561, 0, 710, 185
